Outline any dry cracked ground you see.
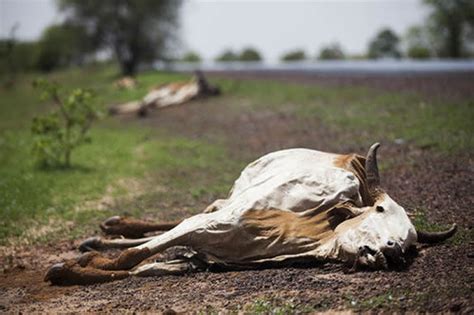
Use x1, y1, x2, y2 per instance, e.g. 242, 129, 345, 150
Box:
0, 72, 473, 313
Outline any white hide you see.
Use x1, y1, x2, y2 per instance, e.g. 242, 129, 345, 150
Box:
111, 81, 200, 114
143, 82, 199, 108
135, 148, 417, 268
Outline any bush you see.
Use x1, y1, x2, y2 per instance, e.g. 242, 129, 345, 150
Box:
280, 50, 306, 62
0, 40, 40, 73
36, 23, 92, 72
318, 43, 345, 60
407, 46, 431, 59
31, 79, 102, 168
367, 28, 401, 59
181, 51, 202, 63
239, 47, 263, 61
215, 49, 239, 62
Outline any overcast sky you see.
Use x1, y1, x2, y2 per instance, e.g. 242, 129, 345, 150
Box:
1, 0, 428, 62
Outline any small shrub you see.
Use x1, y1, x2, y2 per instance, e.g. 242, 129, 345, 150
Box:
239, 47, 263, 61
318, 43, 345, 60
407, 45, 431, 59
280, 49, 307, 62
31, 79, 102, 168
181, 51, 202, 63
215, 49, 239, 62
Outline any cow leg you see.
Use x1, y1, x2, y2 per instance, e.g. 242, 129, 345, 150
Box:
44, 261, 130, 285
131, 260, 193, 277
92, 213, 215, 266
108, 100, 142, 115
46, 213, 215, 284
100, 198, 227, 236
100, 215, 182, 238
203, 199, 227, 213
79, 235, 157, 252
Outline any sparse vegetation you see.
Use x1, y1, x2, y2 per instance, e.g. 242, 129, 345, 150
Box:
368, 28, 402, 59
220, 78, 473, 153
181, 51, 202, 63
0, 65, 471, 312
215, 47, 263, 62
318, 42, 345, 60
31, 79, 102, 167
215, 49, 239, 62
280, 49, 307, 62
1, 65, 472, 243
239, 47, 263, 61
412, 209, 473, 245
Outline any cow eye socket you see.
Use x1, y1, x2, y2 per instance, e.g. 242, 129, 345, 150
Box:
376, 206, 385, 213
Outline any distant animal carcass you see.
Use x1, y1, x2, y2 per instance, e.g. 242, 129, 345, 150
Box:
114, 76, 138, 90
44, 143, 456, 285
109, 71, 220, 116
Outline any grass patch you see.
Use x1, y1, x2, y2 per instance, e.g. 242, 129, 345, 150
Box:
242, 297, 313, 314
412, 209, 472, 245
346, 291, 407, 311
0, 65, 187, 130
0, 126, 242, 244
1, 65, 471, 244
0, 65, 245, 245
218, 78, 474, 153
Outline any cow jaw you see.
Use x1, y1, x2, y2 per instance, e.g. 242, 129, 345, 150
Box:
334, 193, 417, 269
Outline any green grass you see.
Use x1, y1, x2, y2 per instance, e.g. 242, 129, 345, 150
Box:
241, 298, 314, 314
219, 79, 474, 153
0, 125, 243, 244
0, 65, 238, 244
346, 291, 404, 311
0, 64, 471, 244
412, 209, 473, 245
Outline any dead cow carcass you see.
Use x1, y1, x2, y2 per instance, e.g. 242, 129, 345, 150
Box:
45, 143, 456, 285
114, 76, 138, 90
109, 71, 220, 116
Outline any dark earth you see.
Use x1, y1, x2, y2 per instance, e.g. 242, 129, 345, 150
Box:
0, 72, 473, 313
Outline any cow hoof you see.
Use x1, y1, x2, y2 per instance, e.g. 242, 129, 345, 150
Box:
100, 216, 146, 238
45, 260, 130, 285
79, 237, 103, 252
103, 215, 122, 226
100, 216, 125, 235
44, 262, 67, 284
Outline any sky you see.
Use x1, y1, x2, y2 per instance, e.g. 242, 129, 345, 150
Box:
1, 0, 429, 62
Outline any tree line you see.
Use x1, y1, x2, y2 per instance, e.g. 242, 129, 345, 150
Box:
1, 0, 472, 78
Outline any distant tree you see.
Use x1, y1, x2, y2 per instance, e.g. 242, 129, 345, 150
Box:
59, 0, 182, 76
36, 23, 92, 72
368, 28, 401, 59
423, 0, 474, 58
407, 46, 432, 59
0, 23, 20, 86
215, 49, 239, 62
280, 49, 306, 62
181, 51, 201, 63
404, 26, 432, 59
318, 43, 345, 60
239, 47, 263, 61
0, 40, 39, 73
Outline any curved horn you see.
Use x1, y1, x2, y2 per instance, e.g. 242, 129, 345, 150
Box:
365, 142, 381, 190
417, 224, 457, 244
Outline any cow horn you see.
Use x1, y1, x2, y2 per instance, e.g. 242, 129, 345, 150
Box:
416, 224, 457, 244
365, 142, 381, 190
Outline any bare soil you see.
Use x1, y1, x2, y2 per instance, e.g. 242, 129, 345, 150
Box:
1, 73, 473, 313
